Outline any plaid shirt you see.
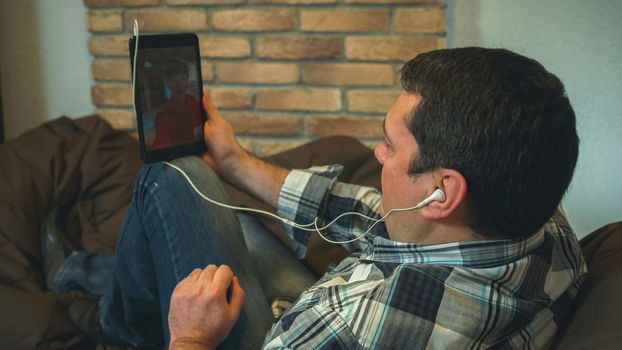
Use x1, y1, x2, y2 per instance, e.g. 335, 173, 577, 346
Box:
264, 165, 587, 349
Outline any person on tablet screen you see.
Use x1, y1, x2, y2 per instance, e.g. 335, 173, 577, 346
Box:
151, 59, 201, 149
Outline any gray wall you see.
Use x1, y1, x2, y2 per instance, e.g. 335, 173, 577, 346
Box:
0, 0, 93, 139
448, 0, 622, 237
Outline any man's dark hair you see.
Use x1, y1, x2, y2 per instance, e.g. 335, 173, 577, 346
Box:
401, 47, 579, 239
164, 59, 189, 79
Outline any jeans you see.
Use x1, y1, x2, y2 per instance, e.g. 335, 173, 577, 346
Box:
56, 157, 316, 348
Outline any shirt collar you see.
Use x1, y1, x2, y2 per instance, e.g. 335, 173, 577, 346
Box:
361, 228, 546, 268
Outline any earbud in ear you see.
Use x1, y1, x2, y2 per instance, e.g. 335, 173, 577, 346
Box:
414, 188, 446, 209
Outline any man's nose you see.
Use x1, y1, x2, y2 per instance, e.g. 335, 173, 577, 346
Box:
374, 143, 385, 165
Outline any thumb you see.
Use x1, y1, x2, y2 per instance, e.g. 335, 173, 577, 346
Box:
202, 91, 222, 122
228, 276, 245, 318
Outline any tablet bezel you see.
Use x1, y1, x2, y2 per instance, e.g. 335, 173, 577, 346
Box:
129, 33, 207, 163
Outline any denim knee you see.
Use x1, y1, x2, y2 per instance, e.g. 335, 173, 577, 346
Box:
169, 156, 219, 183
135, 156, 217, 189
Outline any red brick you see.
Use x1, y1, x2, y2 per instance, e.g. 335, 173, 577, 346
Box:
92, 59, 131, 81
395, 8, 445, 33
307, 115, 384, 137
216, 62, 299, 84
361, 139, 382, 150
345, 0, 441, 3
201, 61, 214, 82
300, 9, 389, 32
97, 108, 135, 129
346, 36, 444, 61
125, 8, 208, 32
256, 88, 341, 111
210, 88, 252, 109
89, 35, 129, 56
198, 36, 251, 58
225, 112, 302, 135
236, 137, 254, 152
212, 9, 295, 31
92, 83, 133, 107
166, 0, 244, 4
255, 139, 308, 156
88, 10, 123, 32
84, 0, 159, 7
257, 36, 341, 59
303, 63, 394, 85
251, 0, 335, 3
347, 89, 400, 113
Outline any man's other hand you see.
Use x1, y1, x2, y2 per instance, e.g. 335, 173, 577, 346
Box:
168, 265, 245, 350
201, 91, 249, 175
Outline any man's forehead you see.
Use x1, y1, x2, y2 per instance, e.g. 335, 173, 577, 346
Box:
386, 92, 419, 127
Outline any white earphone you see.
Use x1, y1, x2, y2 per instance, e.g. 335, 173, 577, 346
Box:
414, 188, 446, 209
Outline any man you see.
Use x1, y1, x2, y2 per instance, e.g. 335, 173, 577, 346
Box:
54, 47, 585, 349
151, 59, 202, 149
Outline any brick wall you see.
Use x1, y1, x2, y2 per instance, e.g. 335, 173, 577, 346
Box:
85, 0, 445, 155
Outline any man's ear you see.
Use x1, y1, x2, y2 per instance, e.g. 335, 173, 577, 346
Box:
419, 169, 467, 219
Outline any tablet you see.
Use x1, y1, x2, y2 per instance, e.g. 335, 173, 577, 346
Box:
129, 33, 206, 163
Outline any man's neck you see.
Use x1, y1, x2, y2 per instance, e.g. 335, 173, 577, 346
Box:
388, 217, 484, 245
415, 225, 485, 245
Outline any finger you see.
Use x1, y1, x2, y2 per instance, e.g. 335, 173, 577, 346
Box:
202, 91, 222, 121
203, 115, 218, 134
186, 268, 202, 282
212, 265, 234, 296
175, 268, 202, 291
228, 276, 245, 317
198, 264, 218, 283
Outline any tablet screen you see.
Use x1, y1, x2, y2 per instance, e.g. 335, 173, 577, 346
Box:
136, 47, 202, 149
130, 34, 206, 163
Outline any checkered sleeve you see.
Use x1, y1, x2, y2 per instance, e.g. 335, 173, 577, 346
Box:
264, 304, 360, 349
277, 165, 385, 258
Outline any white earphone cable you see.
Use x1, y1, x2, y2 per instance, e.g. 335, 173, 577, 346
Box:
132, 20, 139, 126
163, 161, 428, 244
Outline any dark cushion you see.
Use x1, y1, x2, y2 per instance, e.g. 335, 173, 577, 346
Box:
0, 116, 141, 349
553, 221, 622, 349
